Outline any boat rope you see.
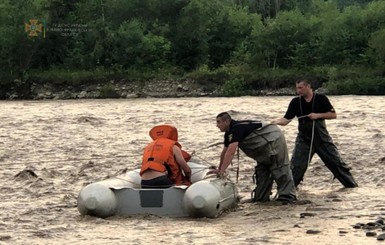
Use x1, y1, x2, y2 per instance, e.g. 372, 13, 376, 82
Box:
190, 154, 215, 167
308, 120, 315, 169
299, 93, 316, 171
205, 141, 223, 149
236, 147, 240, 183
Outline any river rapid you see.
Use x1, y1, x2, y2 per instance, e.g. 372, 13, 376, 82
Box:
1, 96, 384, 244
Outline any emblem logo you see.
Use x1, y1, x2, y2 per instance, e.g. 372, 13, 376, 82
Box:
25, 19, 45, 37
228, 134, 233, 142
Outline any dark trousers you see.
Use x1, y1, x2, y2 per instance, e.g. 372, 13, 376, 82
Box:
141, 175, 174, 189
291, 121, 358, 188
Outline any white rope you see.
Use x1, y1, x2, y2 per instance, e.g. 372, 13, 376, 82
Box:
308, 120, 315, 168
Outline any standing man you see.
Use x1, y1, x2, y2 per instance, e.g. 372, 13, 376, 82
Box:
271, 79, 358, 188
216, 112, 297, 204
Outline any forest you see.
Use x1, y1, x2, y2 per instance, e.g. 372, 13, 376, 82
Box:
1, 0, 385, 98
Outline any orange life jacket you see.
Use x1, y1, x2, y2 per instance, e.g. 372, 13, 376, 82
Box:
149, 124, 179, 142
148, 124, 192, 162
141, 124, 191, 185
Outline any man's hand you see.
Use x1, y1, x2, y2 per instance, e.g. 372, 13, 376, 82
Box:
184, 170, 191, 179
307, 113, 319, 120
308, 111, 336, 120
207, 166, 218, 175
216, 171, 227, 178
271, 118, 291, 126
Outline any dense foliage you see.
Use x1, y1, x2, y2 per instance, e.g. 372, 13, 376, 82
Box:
1, 0, 384, 98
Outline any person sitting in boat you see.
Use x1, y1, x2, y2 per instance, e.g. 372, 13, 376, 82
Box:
215, 112, 297, 204
140, 124, 192, 188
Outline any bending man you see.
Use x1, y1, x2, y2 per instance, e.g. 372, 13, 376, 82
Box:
216, 112, 297, 204
271, 79, 358, 188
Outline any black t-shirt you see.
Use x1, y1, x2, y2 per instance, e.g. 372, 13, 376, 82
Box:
283, 93, 335, 123
224, 120, 263, 147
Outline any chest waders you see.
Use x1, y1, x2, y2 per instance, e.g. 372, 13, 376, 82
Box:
292, 94, 358, 188
238, 125, 297, 203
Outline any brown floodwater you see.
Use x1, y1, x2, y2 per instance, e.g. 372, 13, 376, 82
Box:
1, 96, 384, 244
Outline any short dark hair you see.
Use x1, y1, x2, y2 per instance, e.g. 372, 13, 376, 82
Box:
296, 79, 312, 87
216, 112, 232, 121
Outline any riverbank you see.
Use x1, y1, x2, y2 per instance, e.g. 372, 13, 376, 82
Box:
2, 65, 383, 100
4, 79, 298, 100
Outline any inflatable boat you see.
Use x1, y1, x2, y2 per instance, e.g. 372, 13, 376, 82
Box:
77, 161, 238, 218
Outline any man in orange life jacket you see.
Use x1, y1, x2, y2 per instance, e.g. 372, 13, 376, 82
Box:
140, 125, 192, 188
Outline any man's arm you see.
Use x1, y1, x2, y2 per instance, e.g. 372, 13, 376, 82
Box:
309, 93, 337, 120
308, 111, 336, 120
173, 145, 192, 178
271, 98, 297, 126
219, 146, 227, 171
218, 142, 238, 174
271, 117, 291, 126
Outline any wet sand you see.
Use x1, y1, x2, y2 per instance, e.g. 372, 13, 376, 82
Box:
1, 96, 384, 244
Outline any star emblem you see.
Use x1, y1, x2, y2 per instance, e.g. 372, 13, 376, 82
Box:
25, 19, 43, 37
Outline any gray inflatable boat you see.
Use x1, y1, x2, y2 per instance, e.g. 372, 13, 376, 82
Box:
77, 162, 238, 218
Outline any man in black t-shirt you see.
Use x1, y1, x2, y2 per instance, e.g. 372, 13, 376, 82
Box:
216, 112, 297, 204
272, 79, 358, 188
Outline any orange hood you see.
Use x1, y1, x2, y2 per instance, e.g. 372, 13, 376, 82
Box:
149, 124, 191, 162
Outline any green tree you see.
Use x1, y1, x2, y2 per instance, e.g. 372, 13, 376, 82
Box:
246, 9, 315, 68
368, 28, 385, 65
207, 7, 256, 68
0, 0, 47, 78
314, 1, 385, 66
170, 0, 222, 70
114, 20, 171, 70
